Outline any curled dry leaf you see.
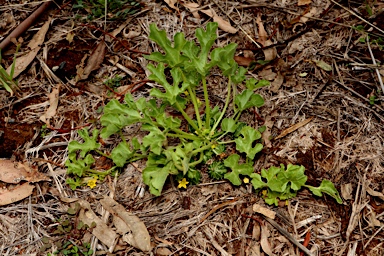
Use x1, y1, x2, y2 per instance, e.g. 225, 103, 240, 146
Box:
40, 84, 61, 125
0, 183, 35, 206
164, 0, 179, 11
182, 2, 200, 19
200, 9, 237, 34
234, 56, 254, 67
7, 18, 51, 78
260, 224, 273, 256
255, 15, 277, 61
100, 196, 152, 252
77, 199, 118, 249
0, 159, 50, 184
76, 40, 106, 81
123, 26, 141, 39
253, 204, 276, 219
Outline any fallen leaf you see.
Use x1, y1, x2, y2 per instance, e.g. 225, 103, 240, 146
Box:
200, 9, 237, 34
76, 40, 106, 81
274, 117, 314, 140
164, 0, 179, 11
300, 7, 318, 23
40, 84, 60, 125
77, 199, 118, 249
100, 196, 152, 252
255, 15, 277, 61
182, 2, 200, 19
259, 68, 277, 81
260, 224, 273, 256
270, 71, 284, 93
298, 0, 312, 6
341, 183, 353, 201
0, 183, 35, 206
7, 18, 51, 78
0, 159, 50, 184
313, 59, 332, 71
156, 247, 172, 256
234, 56, 254, 67
253, 204, 276, 219
367, 186, 384, 201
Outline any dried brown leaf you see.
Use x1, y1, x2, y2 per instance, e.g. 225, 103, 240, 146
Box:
298, 0, 312, 6
253, 204, 276, 219
182, 2, 200, 19
0, 183, 35, 206
260, 224, 273, 256
0, 159, 50, 184
255, 15, 277, 61
77, 199, 118, 248
40, 84, 60, 125
234, 56, 254, 67
200, 9, 237, 34
100, 196, 152, 252
7, 18, 51, 78
76, 40, 106, 81
164, 0, 179, 11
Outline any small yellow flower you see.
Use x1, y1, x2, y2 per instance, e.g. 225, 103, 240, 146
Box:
178, 178, 189, 189
184, 91, 189, 95
197, 98, 201, 104
243, 177, 249, 184
211, 144, 216, 149
87, 177, 98, 189
262, 189, 268, 197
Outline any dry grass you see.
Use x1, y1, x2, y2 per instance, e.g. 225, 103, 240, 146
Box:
0, 0, 383, 255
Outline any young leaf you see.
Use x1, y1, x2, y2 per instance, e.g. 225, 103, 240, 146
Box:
221, 118, 237, 133
142, 125, 167, 155
281, 164, 307, 191
245, 78, 270, 90
111, 141, 134, 167
231, 66, 247, 84
305, 180, 343, 204
261, 165, 287, 193
223, 154, 253, 185
142, 165, 169, 196
65, 153, 95, 177
235, 89, 264, 112
234, 126, 263, 159
145, 24, 187, 67
250, 173, 267, 190
68, 129, 101, 158
210, 43, 238, 77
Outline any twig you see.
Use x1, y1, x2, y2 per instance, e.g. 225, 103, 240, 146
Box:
366, 36, 384, 94
0, 1, 52, 50
199, 198, 238, 223
300, 231, 311, 256
264, 217, 314, 256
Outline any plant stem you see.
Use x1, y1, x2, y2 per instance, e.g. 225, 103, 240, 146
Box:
210, 79, 232, 135
202, 77, 211, 129
95, 149, 111, 158
175, 101, 199, 131
170, 128, 200, 139
167, 132, 200, 141
187, 86, 203, 129
191, 143, 214, 156
218, 140, 235, 144
189, 152, 204, 167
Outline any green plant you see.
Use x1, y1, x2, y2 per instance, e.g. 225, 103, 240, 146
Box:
0, 44, 20, 95
65, 22, 342, 206
250, 164, 343, 206
73, 0, 141, 20
66, 22, 269, 194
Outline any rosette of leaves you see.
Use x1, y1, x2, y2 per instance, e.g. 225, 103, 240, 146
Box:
65, 22, 269, 195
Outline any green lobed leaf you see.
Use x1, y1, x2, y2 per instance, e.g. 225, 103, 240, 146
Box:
234, 126, 263, 159
142, 124, 167, 155
223, 154, 253, 185
65, 153, 95, 177
142, 165, 169, 196
245, 78, 270, 90
111, 141, 134, 167
261, 165, 287, 192
250, 173, 267, 190
281, 164, 307, 191
305, 180, 343, 204
68, 129, 101, 158
210, 43, 238, 77
145, 24, 188, 67
231, 66, 247, 84
235, 89, 264, 112
221, 118, 237, 133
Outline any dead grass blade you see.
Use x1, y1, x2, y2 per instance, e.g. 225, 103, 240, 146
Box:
274, 117, 314, 140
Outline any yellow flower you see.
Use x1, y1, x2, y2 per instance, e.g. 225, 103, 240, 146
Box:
211, 144, 216, 149
262, 189, 268, 196
178, 178, 189, 189
243, 177, 249, 184
87, 177, 98, 189
184, 91, 189, 95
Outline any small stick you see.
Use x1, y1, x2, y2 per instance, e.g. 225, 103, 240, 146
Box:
0, 1, 52, 50
300, 231, 311, 256
366, 36, 384, 94
199, 198, 238, 223
264, 217, 314, 256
